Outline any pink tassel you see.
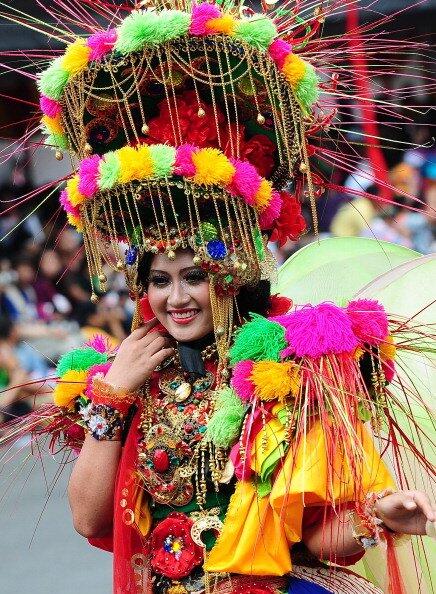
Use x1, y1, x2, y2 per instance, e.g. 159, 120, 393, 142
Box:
59, 190, 80, 217
85, 334, 111, 354
258, 190, 283, 229
85, 363, 112, 398
275, 303, 359, 359
231, 360, 255, 402
87, 29, 117, 61
190, 3, 222, 35
347, 299, 388, 345
228, 159, 261, 204
175, 143, 197, 176
268, 38, 292, 69
40, 95, 61, 118
78, 155, 101, 197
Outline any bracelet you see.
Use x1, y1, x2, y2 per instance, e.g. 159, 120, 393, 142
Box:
87, 403, 125, 441
89, 375, 137, 415
349, 489, 395, 549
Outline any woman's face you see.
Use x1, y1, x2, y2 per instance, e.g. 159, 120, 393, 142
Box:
147, 250, 213, 342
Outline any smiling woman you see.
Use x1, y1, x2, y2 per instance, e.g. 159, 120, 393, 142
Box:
1, 1, 435, 593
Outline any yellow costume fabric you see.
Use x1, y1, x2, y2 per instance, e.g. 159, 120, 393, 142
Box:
206, 420, 395, 575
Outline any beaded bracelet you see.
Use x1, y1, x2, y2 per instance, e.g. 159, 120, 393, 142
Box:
349, 489, 394, 549
87, 403, 125, 441
90, 374, 137, 415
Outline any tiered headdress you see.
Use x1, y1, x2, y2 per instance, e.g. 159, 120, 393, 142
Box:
38, 0, 320, 364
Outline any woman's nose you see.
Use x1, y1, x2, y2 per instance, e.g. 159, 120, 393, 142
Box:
167, 280, 191, 308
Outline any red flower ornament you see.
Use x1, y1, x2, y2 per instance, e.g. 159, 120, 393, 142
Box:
150, 512, 203, 579
270, 191, 306, 247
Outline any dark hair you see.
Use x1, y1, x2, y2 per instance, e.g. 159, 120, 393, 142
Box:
137, 252, 271, 324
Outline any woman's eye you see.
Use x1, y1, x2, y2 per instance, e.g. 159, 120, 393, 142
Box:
184, 271, 208, 285
149, 275, 170, 287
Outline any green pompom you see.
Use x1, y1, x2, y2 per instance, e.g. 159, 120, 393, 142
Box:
295, 65, 319, 112
99, 152, 120, 190
38, 58, 70, 100
230, 314, 286, 364
207, 387, 246, 448
149, 144, 176, 178
46, 133, 69, 150
234, 16, 277, 50
115, 11, 159, 53
57, 347, 107, 377
155, 10, 191, 43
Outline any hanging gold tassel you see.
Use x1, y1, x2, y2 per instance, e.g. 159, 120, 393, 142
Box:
209, 280, 233, 386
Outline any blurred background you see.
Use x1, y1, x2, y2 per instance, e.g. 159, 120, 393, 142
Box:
0, 1, 435, 592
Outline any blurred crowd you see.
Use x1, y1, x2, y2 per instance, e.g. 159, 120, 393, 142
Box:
0, 126, 435, 424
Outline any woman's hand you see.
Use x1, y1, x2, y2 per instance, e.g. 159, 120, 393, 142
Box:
104, 318, 174, 392
375, 490, 436, 535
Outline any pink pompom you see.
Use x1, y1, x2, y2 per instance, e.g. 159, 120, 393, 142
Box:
78, 155, 101, 197
347, 299, 388, 346
231, 360, 255, 402
87, 29, 117, 61
268, 39, 292, 70
40, 95, 61, 118
190, 3, 222, 35
85, 334, 111, 354
277, 303, 359, 359
228, 160, 261, 205
258, 190, 283, 229
60, 190, 80, 217
85, 362, 112, 398
175, 143, 197, 176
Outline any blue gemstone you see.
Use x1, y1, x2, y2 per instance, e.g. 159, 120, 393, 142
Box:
206, 239, 227, 261
125, 246, 138, 265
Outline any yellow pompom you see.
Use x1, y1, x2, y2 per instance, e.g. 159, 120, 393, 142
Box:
282, 53, 307, 88
117, 146, 148, 183
66, 176, 86, 206
254, 178, 273, 211
53, 369, 88, 407
192, 148, 235, 186
251, 360, 300, 402
136, 145, 154, 178
206, 15, 236, 36
380, 335, 396, 361
67, 212, 83, 232
42, 114, 63, 135
61, 39, 91, 76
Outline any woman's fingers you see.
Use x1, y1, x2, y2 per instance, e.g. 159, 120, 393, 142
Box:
129, 318, 158, 339
405, 492, 436, 521
150, 347, 175, 367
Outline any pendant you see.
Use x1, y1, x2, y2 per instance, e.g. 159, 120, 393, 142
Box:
190, 514, 223, 548
175, 381, 192, 402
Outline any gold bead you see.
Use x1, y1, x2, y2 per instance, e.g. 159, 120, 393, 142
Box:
167, 249, 176, 261
257, 113, 265, 125
150, 245, 159, 254
299, 162, 308, 173
240, 262, 247, 271
90, 293, 99, 304
55, 150, 63, 161
193, 255, 202, 266
98, 273, 107, 283
197, 107, 205, 118
233, 260, 241, 270
116, 259, 124, 270
216, 326, 225, 337
84, 143, 93, 155
141, 123, 149, 134
222, 368, 230, 378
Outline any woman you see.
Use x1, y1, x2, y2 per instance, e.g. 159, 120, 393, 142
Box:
8, 2, 433, 592
66, 248, 435, 594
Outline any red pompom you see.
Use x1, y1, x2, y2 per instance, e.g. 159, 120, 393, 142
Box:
268, 294, 293, 316
269, 191, 306, 247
